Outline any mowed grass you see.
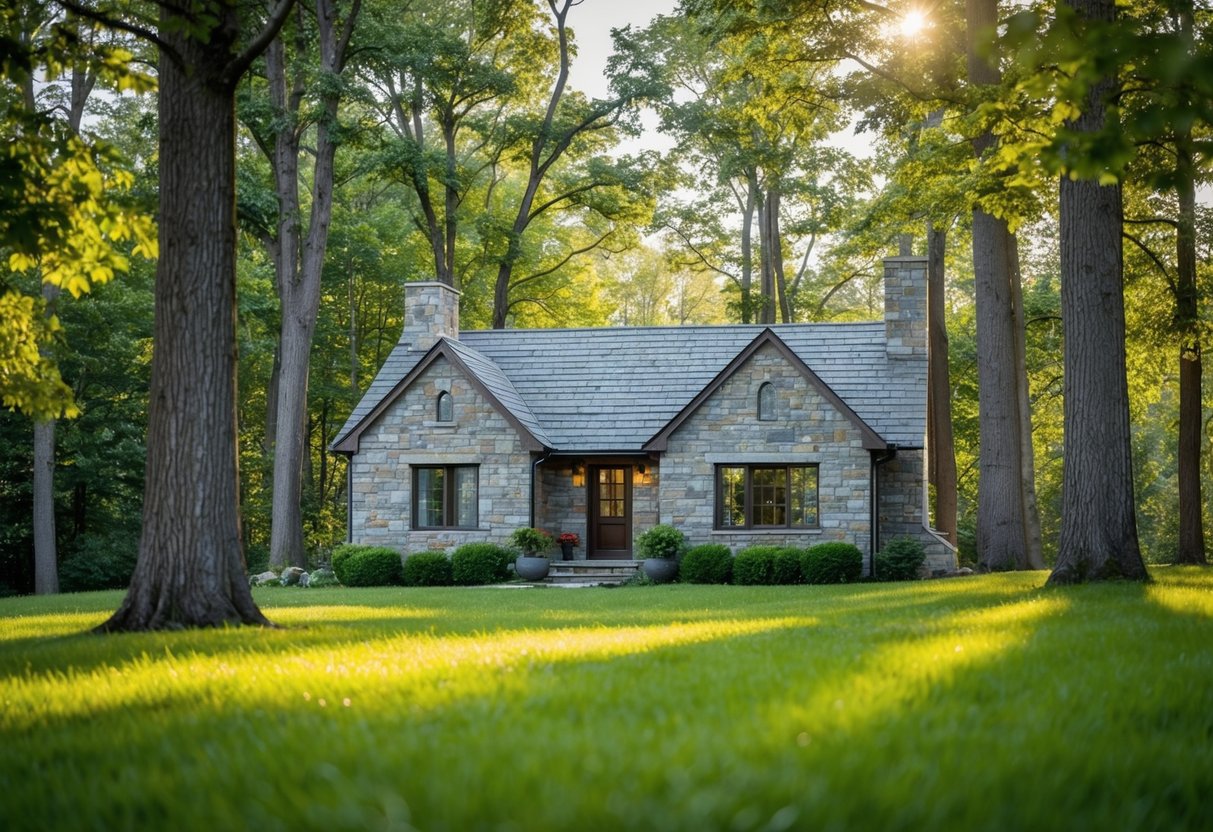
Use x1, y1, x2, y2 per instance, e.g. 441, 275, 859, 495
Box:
2, 570, 1212, 832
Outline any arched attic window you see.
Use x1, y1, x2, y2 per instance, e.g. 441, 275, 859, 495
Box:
436, 390, 454, 423
757, 382, 776, 421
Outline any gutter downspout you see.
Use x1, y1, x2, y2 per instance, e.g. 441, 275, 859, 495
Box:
345, 454, 353, 544
530, 451, 552, 529
871, 444, 898, 577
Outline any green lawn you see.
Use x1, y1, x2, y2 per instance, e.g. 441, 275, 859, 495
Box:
2, 570, 1211, 831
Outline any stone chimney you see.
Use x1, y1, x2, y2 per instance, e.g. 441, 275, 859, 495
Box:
883, 256, 927, 360
402, 281, 460, 352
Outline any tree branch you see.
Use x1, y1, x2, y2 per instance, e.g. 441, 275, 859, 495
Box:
55, 0, 179, 66
225, 0, 297, 86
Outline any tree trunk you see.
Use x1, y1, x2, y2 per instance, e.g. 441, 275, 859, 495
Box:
33, 417, 58, 594
926, 224, 957, 545
769, 187, 790, 323
100, 4, 275, 631
268, 0, 352, 570
1174, 123, 1205, 564
1050, 0, 1146, 585
739, 173, 756, 324
756, 188, 775, 325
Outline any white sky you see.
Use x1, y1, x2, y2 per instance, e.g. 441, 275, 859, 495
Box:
564, 0, 679, 100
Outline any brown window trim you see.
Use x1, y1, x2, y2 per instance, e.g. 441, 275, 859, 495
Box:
412, 464, 479, 530
714, 463, 820, 530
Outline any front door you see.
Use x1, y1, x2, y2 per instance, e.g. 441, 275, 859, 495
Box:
589, 465, 632, 559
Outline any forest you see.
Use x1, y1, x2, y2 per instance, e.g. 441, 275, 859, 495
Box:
1, 0, 1210, 599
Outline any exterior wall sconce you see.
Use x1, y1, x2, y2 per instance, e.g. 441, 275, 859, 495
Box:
572, 464, 585, 488
636, 463, 652, 485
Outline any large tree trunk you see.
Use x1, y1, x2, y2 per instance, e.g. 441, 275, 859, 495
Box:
33, 417, 58, 594
739, 173, 756, 323
756, 188, 775, 325
268, 0, 353, 570
100, 4, 276, 631
769, 186, 790, 323
967, 0, 1035, 571
1049, 0, 1146, 585
926, 224, 957, 545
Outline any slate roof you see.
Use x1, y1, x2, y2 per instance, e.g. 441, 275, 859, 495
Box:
333, 322, 926, 454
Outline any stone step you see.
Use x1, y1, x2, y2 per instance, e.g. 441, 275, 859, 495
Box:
546, 560, 641, 586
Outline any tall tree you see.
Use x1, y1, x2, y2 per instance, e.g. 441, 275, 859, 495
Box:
1050, 0, 1147, 584
66, 0, 297, 630
926, 223, 957, 544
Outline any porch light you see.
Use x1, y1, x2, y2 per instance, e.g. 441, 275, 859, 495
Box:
572, 464, 585, 488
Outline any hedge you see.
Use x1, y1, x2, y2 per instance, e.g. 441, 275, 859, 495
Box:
875, 536, 926, 581
403, 552, 454, 587
680, 544, 733, 584
801, 542, 863, 584
341, 547, 404, 587
451, 543, 513, 585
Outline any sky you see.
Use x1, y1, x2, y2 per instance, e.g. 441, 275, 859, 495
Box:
564, 0, 679, 100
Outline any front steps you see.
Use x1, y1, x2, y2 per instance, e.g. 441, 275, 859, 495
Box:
546, 559, 640, 586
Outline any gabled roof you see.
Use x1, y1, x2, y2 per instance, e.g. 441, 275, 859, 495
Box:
643, 329, 886, 452
332, 321, 926, 455
331, 338, 551, 454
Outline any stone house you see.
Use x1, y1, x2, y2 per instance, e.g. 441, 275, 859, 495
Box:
331, 255, 956, 575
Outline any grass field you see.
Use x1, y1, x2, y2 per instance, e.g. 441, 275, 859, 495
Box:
2, 569, 1211, 831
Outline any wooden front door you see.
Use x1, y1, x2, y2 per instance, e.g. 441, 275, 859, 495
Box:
589, 465, 632, 559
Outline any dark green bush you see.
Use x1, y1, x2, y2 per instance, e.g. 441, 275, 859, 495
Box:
875, 536, 927, 581
636, 524, 688, 560
680, 544, 733, 584
801, 542, 863, 584
403, 552, 453, 587
330, 544, 362, 585
451, 542, 513, 585
733, 545, 783, 585
510, 527, 553, 556
771, 548, 804, 585
341, 547, 403, 587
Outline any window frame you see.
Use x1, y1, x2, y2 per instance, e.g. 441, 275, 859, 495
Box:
412, 464, 479, 529
714, 463, 819, 530
435, 390, 454, 423
757, 382, 776, 421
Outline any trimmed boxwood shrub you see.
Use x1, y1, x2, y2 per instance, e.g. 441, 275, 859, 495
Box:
403, 552, 453, 587
875, 536, 927, 581
801, 542, 863, 584
636, 524, 688, 560
680, 544, 733, 584
341, 547, 404, 587
733, 545, 783, 585
330, 544, 363, 585
771, 547, 804, 585
451, 543, 513, 585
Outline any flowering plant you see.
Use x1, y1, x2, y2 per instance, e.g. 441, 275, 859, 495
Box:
557, 532, 580, 546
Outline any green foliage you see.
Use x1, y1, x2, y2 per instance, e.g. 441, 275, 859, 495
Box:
331, 544, 372, 585
679, 543, 733, 584
340, 547, 404, 587
802, 542, 863, 585
732, 545, 782, 585
451, 542, 513, 585
875, 537, 927, 582
403, 552, 453, 587
306, 568, 340, 588
771, 547, 804, 585
635, 524, 687, 560
8, 572, 1212, 831
58, 533, 138, 592
510, 528, 552, 557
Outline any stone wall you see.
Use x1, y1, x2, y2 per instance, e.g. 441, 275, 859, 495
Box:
884, 256, 927, 360
349, 356, 532, 553
877, 450, 957, 575
401, 281, 460, 353
661, 343, 873, 558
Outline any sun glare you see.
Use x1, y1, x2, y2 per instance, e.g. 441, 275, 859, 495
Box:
900, 9, 928, 38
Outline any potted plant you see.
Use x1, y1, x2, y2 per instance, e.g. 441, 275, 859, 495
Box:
557, 532, 580, 561
511, 527, 553, 581
636, 524, 686, 583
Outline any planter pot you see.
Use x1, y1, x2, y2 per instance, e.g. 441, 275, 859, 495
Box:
515, 556, 551, 581
560, 541, 575, 560
642, 558, 679, 583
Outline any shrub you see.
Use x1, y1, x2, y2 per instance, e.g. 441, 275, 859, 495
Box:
733, 545, 783, 585
451, 542, 513, 585
340, 547, 404, 587
680, 544, 733, 584
771, 548, 804, 585
510, 527, 553, 557
636, 524, 687, 560
802, 542, 863, 584
307, 567, 340, 588
403, 552, 453, 587
875, 536, 927, 581
330, 544, 362, 585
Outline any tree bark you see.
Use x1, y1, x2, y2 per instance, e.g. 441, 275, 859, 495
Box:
33, 416, 58, 594
1049, 0, 1146, 585
926, 224, 957, 545
1171, 0, 1205, 565
100, 2, 286, 631
739, 173, 756, 323
268, 0, 355, 570
1008, 236, 1045, 568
